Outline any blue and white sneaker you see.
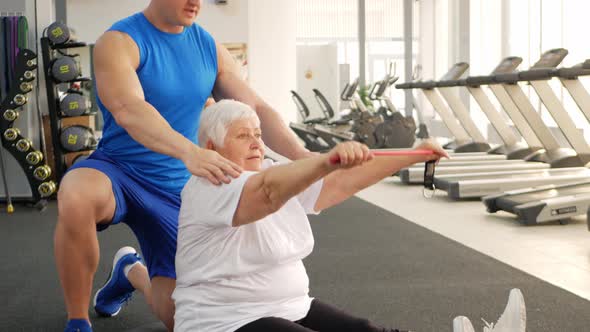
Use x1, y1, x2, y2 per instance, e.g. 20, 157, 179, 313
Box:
93, 246, 142, 317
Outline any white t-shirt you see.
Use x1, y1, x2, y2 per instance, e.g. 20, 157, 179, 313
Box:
173, 159, 324, 332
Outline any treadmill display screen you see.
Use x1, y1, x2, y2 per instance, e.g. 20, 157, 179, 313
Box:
532, 48, 568, 68
440, 63, 469, 81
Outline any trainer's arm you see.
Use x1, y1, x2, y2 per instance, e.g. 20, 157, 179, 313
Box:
314, 140, 449, 211
232, 143, 367, 227
212, 42, 311, 160
94, 32, 194, 161
94, 32, 241, 184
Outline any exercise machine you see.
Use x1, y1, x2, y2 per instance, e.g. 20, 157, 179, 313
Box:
398, 57, 547, 183
288, 90, 331, 151
396, 63, 491, 152
435, 49, 590, 199
483, 60, 590, 224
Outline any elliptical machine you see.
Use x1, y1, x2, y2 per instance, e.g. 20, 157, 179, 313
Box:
314, 72, 418, 149
288, 91, 331, 151
312, 78, 378, 147
368, 63, 417, 148
289, 80, 362, 151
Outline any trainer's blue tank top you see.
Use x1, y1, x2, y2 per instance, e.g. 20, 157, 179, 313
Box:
96, 12, 218, 194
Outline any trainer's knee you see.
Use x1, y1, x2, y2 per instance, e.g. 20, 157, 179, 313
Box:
57, 169, 115, 225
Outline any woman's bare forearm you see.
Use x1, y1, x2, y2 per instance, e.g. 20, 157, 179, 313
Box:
315, 155, 426, 211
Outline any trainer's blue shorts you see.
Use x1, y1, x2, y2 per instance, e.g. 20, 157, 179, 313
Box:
68, 149, 180, 279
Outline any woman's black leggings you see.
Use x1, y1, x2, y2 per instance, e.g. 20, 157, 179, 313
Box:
235, 299, 406, 332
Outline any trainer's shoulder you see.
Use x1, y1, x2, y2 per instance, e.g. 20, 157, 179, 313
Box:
109, 12, 144, 32
191, 23, 216, 42
94, 30, 137, 60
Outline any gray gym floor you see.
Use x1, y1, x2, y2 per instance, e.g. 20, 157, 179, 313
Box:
1, 197, 590, 331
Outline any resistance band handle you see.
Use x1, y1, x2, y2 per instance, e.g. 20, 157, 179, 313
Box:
329, 149, 435, 165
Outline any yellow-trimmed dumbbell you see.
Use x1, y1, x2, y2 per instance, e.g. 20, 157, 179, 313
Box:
38, 181, 57, 197
3, 109, 19, 121
26, 151, 44, 165
3, 128, 21, 141
33, 165, 52, 181
16, 138, 32, 152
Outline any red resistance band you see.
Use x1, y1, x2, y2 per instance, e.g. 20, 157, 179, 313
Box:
329, 149, 437, 192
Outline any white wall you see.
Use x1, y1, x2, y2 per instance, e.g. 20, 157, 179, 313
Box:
296, 44, 340, 119
197, 0, 248, 43
67, 0, 149, 43
247, 0, 297, 122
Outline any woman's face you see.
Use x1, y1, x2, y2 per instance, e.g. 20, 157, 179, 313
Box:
214, 117, 265, 172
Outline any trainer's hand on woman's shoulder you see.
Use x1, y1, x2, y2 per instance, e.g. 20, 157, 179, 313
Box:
182, 145, 243, 185
325, 142, 373, 169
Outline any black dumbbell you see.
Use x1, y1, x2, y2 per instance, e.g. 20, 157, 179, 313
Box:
47, 22, 77, 45
60, 91, 91, 117
50, 56, 81, 83
60, 125, 98, 152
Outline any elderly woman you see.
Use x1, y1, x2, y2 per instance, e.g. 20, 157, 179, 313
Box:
172, 99, 447, 332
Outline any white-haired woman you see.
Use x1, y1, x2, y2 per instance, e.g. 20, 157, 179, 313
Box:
172, 99, 447, 332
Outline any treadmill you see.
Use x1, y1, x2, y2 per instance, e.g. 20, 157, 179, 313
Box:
461, 57, 542, 158
435, 49, 590, 199
399, 57, 549, 184
483, 60, 590, 224
396, 63, 492, 153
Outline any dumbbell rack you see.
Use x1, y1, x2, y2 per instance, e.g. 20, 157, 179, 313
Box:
40, 37, 95, 183
0, 49, 54, 208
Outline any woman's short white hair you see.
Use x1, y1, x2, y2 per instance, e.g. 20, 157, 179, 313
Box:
198, 99, 260, 148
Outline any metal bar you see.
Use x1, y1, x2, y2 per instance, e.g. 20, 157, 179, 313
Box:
560, 78, 590, 125
40, 37, 66, 181
529, 80, 590, 154
438, 87, 486, 142
457, 0, 471, 109
403, 0, 413, 117
55, 0, 67, 23
488, 85, 543, 148
358, 0, 366, 87
501, 83, 561, 150
421, 89, 471, 142
467, 86, 519, 145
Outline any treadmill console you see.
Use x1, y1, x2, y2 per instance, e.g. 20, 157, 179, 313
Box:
491, 57, 523, 74
532, 48, 568, 68
439, 62, 469, 81
556, 60, 590, 79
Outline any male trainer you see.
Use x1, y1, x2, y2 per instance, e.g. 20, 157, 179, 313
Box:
56, 1, 311, 331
